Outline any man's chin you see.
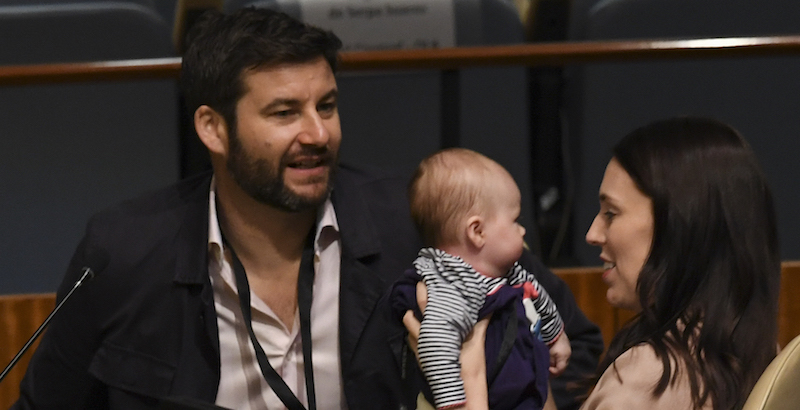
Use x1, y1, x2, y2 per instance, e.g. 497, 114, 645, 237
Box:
275, 179, 329, 208
278, 164, 336, 209
289, 185, 331, 205
286, 168, 334, 194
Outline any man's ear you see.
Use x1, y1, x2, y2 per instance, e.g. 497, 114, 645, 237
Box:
194, 105, 229, 156
465, 215, 485, 249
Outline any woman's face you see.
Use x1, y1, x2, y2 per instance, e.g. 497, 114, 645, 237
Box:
586, 158, 654, 311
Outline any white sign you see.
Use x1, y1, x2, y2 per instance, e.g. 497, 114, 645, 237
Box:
299, 0, 456, 51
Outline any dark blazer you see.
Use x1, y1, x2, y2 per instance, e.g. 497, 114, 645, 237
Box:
13, 165, 602, 409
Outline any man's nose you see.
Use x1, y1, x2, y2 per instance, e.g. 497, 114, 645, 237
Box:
298, 111, 330, 146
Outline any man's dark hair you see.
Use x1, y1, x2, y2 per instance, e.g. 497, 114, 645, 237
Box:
180, 7, 342, 132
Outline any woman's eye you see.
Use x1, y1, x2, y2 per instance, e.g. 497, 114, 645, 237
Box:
603, 210, 616, 221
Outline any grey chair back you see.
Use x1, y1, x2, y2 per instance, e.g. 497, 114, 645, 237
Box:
0, 2, 180, 293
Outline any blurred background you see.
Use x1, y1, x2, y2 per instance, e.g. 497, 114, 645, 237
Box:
1, 0, 799, 294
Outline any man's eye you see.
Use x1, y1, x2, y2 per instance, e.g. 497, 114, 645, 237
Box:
274, 109, 294, 117
318, 102, 337, 113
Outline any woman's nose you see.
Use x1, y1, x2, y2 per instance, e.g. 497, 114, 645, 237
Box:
585, 214, 605, 246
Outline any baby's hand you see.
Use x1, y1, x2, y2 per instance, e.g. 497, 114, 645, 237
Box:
548, 332, 571, 376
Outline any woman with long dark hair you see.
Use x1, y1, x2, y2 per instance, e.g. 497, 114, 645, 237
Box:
582, 117, 781, 410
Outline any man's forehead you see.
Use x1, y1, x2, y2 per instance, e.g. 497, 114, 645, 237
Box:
242, 57, 334, 79
238, 58, 337, 99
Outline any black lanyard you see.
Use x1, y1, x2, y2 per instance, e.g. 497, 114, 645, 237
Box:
226, 228, 317, 410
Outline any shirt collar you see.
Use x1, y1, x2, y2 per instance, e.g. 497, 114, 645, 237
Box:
207, 178, 223, 266
315, 195, 340, 252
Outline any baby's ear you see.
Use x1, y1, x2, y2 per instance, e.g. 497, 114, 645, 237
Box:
465, 215, 485, 249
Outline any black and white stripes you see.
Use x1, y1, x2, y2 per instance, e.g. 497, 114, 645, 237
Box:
413, 248, 564, 409
505, 263, 565, 345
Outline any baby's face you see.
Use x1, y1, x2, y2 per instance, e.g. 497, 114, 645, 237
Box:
479, 175, 526, 277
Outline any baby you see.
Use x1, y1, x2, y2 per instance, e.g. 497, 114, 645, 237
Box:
392, 148, 571, 410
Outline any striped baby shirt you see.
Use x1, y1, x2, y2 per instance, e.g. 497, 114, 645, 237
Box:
414, 248, 564, 409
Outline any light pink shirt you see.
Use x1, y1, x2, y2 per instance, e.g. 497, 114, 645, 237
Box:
207, 183, 347, 410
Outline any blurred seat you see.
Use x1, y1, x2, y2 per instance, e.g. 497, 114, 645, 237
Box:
0, 1, 168, 63
223, 0, 538, 247
0, 1, 182, 47
0, 2, 180, 293
0, 0, 155, 5
742, 334, 800, 410
563, 0, 800, 265
226, 0, 525, 44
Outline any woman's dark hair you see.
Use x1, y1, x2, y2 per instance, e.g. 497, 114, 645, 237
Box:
598, 117, 781, 410
180, 7, 342, 134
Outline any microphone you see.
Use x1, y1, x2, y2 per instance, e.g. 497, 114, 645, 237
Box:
0, 247, 109, 383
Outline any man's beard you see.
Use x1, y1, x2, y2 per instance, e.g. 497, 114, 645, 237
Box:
226, 132, 336, 212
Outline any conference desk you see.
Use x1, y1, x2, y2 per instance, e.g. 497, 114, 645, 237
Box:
1, 263, 798, 408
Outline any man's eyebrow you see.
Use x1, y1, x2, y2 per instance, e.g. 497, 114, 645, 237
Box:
319, 89, 338, 101
260, 89, 338, 113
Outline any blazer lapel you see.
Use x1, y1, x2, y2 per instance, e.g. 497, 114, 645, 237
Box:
332, 171, 386, 368
169, 173, 219, 353
339, 252, 384, 366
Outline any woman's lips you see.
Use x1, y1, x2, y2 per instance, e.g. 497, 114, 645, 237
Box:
602, 261, 616, 280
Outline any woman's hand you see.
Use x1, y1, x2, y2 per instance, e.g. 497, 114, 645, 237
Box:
401, 281, 430, 363
460, 316, 489, 410
402, 310, 422, 363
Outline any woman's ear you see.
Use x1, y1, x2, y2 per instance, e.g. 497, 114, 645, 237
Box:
194, 105, 229, 156
465, 215, 486, 249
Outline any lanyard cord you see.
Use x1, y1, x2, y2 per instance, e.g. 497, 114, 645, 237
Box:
226, 228, 317, 410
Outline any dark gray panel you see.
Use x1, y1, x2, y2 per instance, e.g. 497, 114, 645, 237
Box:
566, 0, 800, 265
0, 3, 178, 293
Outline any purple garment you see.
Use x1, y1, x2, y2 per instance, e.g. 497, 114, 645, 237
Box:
391, 269, 550, 410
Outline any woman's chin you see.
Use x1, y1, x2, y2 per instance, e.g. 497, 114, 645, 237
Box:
607, 291, 639, 312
